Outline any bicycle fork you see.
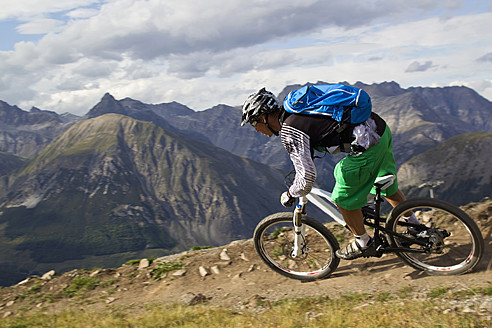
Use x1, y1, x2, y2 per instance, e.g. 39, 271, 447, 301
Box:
291, 196, 308, 258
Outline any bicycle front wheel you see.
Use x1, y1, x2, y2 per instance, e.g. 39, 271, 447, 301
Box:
386, 198, 484, 275
253, 212, 340, 281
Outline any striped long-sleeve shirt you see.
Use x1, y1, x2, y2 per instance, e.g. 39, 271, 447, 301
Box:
279, 112, 385, 197
280, 124, 317, 197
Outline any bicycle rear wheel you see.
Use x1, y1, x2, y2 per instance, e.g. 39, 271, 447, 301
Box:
253, 212, 340, 281
386, 198, 484, 275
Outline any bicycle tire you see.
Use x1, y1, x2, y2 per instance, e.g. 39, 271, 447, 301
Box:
386, 198, 484, 275
253, 212, 340, 281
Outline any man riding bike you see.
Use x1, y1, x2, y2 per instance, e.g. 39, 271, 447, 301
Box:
241, 86, 420, 260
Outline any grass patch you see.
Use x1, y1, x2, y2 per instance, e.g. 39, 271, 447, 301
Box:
3, 283, 491, 327
125, 259, 141, 265
428, 286, 450, 298
339, 291, 370, 303
17, 282, 44, 301
432, 285, 492, 299
150, 260, 184, 280
2, 287, 489, 328
125, 258, 155, 266
189, 246, 214, 251
100, 278, 119, 288
61, 275, 100, 298
270, 227, 283, 239
375, 291, 393, 302
397, 286, 413, 299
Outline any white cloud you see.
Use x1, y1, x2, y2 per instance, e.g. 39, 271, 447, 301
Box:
66, 7, 100, 19
16, 18, 64, 34
0, 0, 102, 20
0, 0, 491, 115
406, 61, 437, 72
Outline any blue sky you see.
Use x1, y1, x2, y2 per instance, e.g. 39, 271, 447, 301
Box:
0, 20, 38, 50
0, 0, 491, 115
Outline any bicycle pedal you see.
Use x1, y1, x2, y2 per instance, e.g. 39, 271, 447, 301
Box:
361, 253, 382, 258
362, 247, 383, 258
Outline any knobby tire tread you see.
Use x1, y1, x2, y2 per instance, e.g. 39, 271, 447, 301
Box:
253, 212, 340, 281
386, 198, 484, 275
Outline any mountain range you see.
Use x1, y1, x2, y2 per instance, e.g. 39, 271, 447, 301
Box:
0, 81, 490, 286
0, 113, 285, 285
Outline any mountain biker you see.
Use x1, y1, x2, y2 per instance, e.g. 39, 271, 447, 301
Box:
240, 86, 421, 260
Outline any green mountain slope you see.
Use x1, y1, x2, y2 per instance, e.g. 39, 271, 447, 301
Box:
398, 132, 492, 205
0, 152, 25, 177
0, 114, 285, 285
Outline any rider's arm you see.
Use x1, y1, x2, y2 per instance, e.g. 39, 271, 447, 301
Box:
280, 125, 316, 198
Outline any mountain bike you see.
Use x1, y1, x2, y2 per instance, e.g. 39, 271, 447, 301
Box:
253, 174, 484, 281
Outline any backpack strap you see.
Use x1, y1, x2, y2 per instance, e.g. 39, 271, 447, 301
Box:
337, 123, 355, 153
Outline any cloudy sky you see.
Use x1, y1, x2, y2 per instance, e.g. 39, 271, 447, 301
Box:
0, 0, 491, 115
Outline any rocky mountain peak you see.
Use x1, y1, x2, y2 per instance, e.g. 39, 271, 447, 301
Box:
0, 101, 25, 125
85, 93, 127, 118
358, 81, 406, 97
0, 101, 70, 158
0, 81, 491, 289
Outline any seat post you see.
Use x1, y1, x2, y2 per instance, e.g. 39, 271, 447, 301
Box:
373, 186, 384, 241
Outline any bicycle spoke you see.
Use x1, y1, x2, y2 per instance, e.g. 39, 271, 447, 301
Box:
254, 213, 340, 281
387, 199, 483, 275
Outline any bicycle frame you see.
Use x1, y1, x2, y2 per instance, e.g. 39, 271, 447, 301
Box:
305, 187, 345, 226
290, 182, 430, 257
256, 174, 483, 278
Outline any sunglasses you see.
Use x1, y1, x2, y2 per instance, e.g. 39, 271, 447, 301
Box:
250, 113, 267, 127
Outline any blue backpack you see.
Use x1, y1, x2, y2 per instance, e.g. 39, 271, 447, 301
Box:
283, 84, 372, 124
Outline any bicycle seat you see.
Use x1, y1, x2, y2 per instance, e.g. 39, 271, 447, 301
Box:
374, 175, 396, 190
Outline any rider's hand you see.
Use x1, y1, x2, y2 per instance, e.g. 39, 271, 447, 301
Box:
280, 191, 295, 207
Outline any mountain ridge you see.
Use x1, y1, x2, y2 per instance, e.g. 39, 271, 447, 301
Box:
398, 131, 492, 204
0, 113, 286, 285
0, 100, 75, 159
0, 81, 491, 286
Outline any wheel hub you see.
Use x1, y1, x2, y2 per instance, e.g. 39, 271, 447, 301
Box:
282, 242, 308, 261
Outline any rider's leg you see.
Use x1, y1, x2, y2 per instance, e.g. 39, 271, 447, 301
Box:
335, 204, 375, 259
337, 206, 372, 248
337, 206, 365, 235
333, 126, 396, 259
385, 189, 420, 223
384, 189, 406, 207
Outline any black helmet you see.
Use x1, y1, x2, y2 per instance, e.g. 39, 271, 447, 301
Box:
241, 88, 279, 126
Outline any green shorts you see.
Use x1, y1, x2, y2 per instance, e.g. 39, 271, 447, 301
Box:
332, 126, 398, 210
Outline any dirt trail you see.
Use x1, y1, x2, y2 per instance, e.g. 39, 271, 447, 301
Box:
1, 201, 491, 317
